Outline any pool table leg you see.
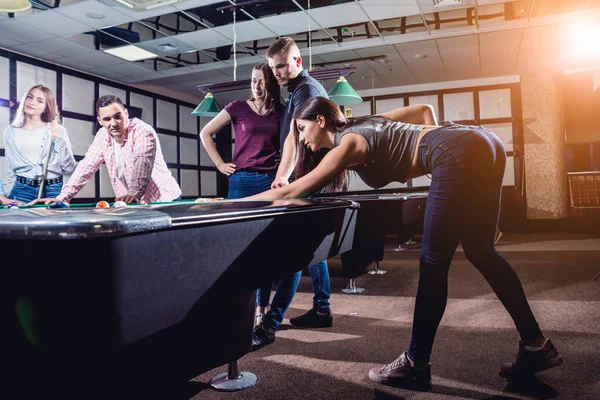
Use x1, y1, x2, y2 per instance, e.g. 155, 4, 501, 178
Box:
209, 360, 258, 391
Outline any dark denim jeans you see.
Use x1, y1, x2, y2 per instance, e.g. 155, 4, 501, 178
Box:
262, 260, 331, 331
227, 170, 276, 308
10, 181, 63, 203
407, 124, 542, 367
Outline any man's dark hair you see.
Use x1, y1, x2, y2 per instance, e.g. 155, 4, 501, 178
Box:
95, 95, 124, 114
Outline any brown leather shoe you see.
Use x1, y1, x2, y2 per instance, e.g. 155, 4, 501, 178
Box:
500, 339, 563, 377
368, 352, 431, 390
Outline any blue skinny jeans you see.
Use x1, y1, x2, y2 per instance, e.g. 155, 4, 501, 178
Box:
407, 124, 542, 367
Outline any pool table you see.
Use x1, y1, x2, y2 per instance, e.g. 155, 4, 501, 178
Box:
317, 191, 428, 286
1, 198, 358, 397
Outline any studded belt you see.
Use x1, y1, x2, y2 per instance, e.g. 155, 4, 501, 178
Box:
16, 175, 63, 188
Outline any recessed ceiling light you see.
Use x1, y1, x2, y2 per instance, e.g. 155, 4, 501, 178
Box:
104, 45, 158, 61
414, 53, 428, 59
86, 11, 106, 19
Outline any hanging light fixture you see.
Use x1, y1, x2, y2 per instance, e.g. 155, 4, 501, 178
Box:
191, 92, 222, 117
328, 77, 362, 106
0, 0, 31, 12
192, 3, 241, 119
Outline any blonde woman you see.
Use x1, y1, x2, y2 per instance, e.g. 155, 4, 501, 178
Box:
3, 85, 76, 202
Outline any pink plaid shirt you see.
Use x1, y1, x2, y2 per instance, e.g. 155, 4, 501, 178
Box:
58, 118, 181, 203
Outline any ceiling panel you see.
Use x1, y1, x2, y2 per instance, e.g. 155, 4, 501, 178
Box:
436, 35, 480, 80
360, 0, 421, 22
55, 57, 99, 71
259, 13, 313, 37
87, 67, 127, 80
176, 29, 232, 51
213, 20, 274, 43
28, 37, 89, 54
121, 71, 167, 83
309, 3, 368, 29
103, 62, 158, 77
0, 36, 21, 48
0, 20, 55, 43
9, 44, 55, 60
395, 40, 446, 82
56, 0, 134, 29
16, 10, 93, 37
69, 50, 127, 68
479, 29, 521, 77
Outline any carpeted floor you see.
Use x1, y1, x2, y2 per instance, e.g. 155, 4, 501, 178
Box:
188, 232, 600, 400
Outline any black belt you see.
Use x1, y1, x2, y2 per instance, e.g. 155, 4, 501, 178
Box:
16, 175, 63, 187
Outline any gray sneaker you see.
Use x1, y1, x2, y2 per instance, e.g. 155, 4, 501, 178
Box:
500, 338, 563, 377
368, 352, 431, 390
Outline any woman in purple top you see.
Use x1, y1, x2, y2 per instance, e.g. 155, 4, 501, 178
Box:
200, 62, 282, 319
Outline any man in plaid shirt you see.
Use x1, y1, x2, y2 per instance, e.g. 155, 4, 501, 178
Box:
34, 95, 181, 204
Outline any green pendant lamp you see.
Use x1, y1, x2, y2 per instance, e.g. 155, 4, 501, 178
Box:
328, 77, 363, 106
191, 92, 222, 117
0, 0, 31, 12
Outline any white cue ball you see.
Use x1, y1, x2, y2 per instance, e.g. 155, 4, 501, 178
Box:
113, 201, 127, 208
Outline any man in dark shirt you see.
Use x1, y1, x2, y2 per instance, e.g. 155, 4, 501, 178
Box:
251, 37, 333, 352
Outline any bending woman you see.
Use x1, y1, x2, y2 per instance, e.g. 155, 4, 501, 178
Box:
247, 96, 562, 389
4, 85, 76, 202
200, 62, 282, 320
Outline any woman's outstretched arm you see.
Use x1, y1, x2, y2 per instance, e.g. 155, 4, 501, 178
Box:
246, 133, 367, 200
378, 104, 438, 126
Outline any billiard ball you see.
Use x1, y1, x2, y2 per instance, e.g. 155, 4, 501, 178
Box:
96, 200, 110, 208
48, 201, 69, 209
7, 203, 19, 209
113, 201, 127, 208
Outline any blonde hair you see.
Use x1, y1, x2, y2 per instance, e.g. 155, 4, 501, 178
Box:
11, 84, 59, 127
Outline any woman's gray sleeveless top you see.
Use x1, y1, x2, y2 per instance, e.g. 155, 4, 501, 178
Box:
334, 116, 423, 188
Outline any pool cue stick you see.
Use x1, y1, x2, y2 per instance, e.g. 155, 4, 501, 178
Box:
37, 135, 54, 200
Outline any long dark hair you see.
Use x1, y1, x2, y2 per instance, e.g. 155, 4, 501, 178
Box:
251, 62, 281, 112
292, 96, 350, 193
